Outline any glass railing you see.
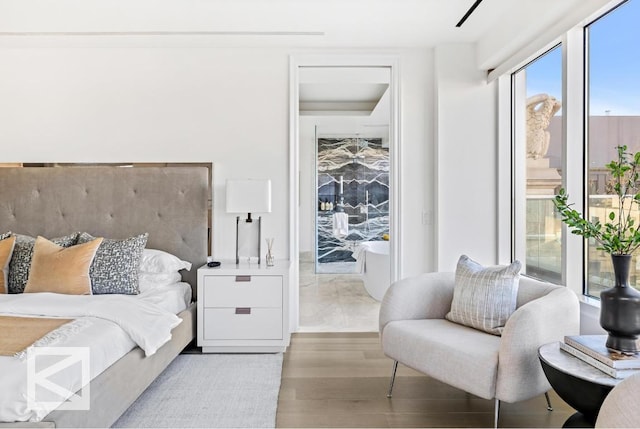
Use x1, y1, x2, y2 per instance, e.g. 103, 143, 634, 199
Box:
586, 195, 640, 297
525, 197, 563, 283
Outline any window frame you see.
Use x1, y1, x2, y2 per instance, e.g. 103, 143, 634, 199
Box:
582, 0, 636, 298
503, 32, 586, 297
503, 1, 635, 298
511, 45, 565, 282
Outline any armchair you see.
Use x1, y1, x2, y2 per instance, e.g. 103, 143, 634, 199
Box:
595, 371, 640, 427
379, 272, 580, 427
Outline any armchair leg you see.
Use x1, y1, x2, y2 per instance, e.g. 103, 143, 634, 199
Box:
386, 360, 398, 398
544, 392, 553, 411
494, 399, 500, 429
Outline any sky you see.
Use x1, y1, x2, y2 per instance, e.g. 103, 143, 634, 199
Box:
526, 0, 640, 116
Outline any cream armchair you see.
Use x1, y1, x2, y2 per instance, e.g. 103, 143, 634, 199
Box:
379, 272, 580, 428
595, 371, 640, 427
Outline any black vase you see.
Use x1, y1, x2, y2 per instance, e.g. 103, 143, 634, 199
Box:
600, 254, 640, 354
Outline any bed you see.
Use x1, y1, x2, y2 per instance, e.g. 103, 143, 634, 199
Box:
0, 166, 208, 428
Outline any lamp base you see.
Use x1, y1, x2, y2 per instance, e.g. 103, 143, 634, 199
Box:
235, 215, 262, 265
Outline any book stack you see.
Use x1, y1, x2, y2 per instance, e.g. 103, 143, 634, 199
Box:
560, 335, 640, 379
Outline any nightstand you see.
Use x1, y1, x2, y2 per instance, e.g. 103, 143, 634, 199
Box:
197, 260, 291, 353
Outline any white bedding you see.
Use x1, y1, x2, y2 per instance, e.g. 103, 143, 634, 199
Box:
0, 282, 192, 423
137, 281, 192, 315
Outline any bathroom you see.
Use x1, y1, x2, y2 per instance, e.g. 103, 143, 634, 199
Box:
297, 66, 392, 332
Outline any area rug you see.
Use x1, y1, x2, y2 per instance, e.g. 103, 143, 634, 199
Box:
113, 353, 283, 428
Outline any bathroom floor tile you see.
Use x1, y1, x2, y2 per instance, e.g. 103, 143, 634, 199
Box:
299, 259, 380, 332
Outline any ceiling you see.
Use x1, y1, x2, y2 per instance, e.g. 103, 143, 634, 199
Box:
298, 67, 391, 135
0, 0, 614, 135
0, 0, 611, 54
299, 67, 391, 117
299, 83, 389, 116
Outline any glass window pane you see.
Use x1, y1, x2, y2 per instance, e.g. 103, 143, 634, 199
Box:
513, 45, 564, 283
587, 0, 640, 297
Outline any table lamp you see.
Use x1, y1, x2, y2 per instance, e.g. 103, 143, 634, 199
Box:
226, 179, 272, 264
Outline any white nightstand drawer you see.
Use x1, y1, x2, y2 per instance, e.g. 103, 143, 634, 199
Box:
203, 308, 282, 340
203, 275, 282, 308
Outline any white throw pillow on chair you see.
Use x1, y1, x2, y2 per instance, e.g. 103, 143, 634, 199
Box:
445, 254, 521, 335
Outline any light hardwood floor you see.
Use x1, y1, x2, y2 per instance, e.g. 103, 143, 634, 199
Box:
276, 333, 575, 428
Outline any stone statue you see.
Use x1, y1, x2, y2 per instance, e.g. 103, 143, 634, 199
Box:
526, 94, 562, 159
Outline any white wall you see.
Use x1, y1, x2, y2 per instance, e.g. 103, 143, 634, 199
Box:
0, 45, 290, 261
0, 43, 434, 277
434, 44, 498, 271
399, 51, 434, 276
299, 116, 317, 255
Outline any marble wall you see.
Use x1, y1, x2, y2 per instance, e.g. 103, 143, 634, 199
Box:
317, 137, 389, 264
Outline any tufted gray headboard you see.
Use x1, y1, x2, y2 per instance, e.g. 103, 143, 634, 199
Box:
0, 167, 208, 295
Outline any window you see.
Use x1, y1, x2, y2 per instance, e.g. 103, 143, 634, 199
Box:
508, 0, 640, 297
586, 0, 640, 296
512, 45, 564, 284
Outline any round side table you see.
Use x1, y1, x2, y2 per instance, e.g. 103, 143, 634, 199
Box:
538, 342, 620, 428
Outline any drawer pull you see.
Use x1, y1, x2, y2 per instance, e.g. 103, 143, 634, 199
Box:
235, 275, 251, 282
235, 307, 251, 315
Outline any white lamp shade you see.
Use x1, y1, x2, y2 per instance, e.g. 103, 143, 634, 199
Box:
226, 179, 272, 213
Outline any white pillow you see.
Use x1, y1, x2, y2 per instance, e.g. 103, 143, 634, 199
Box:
139, 249, 192, 274
138, 271, 183, 293
445, 255, 521, 336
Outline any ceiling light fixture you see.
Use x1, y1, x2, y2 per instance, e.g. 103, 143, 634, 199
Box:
455, 0, 484, 27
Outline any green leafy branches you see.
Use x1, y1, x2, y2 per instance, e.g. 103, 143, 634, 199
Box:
554, 145, 640, 255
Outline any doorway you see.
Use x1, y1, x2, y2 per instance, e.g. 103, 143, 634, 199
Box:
289, 56, 400, 332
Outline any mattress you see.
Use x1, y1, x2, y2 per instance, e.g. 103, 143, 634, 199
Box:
0, 283, 192, 423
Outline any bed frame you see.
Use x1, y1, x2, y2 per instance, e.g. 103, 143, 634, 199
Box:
0, 166, 209, 428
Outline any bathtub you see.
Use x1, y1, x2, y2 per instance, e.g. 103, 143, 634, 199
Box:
353, 240, 390, 301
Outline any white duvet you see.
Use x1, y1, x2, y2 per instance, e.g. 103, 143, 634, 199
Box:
0, 288, 188, 423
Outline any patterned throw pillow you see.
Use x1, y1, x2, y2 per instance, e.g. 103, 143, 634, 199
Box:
445, 255, 521, 336
78, 232, 148, 295
8, 233, 79, 294
0, 234, 16, 294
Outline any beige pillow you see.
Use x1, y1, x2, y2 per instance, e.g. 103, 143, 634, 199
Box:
0, 235, 16, 294
445, 255, 521, 335
24, 236, 103, 295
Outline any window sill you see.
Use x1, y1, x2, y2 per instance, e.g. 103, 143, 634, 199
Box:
579, 294, 601, 309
